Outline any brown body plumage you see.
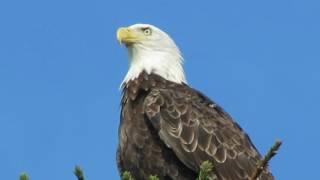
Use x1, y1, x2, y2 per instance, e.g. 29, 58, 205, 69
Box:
117, 72, 274, 180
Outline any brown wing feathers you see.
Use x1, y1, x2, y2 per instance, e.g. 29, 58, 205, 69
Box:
119, 73, 273, 179
144, 85, 274, 180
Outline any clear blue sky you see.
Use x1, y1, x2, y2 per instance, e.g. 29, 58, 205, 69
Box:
0, 0, 319, 179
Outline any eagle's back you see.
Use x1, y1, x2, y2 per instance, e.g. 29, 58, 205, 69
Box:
117, 72, 274, 180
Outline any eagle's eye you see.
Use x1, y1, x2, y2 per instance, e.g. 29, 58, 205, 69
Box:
142, 27, 152, 36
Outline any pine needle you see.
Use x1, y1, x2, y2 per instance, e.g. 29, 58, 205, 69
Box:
74, 165, 85, 180
197, 161, 215, 180
122, 171, 134, 180
19, 173, 29, 180
148, 175, 159, 180
251, 140, 282, 180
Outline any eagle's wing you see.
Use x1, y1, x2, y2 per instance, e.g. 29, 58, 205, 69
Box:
143, 87, 273, 180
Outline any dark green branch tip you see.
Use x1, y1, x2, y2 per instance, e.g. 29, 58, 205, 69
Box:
74, 166, 85, 180
197, 161, 214, 180
148, 175, 159, 180
19, 173, 29, 180
251, 140, 282, 180
122, 171, 134, 180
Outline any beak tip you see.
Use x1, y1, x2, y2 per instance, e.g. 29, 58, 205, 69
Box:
117, 27, 138, 46
116, 27, 126, 45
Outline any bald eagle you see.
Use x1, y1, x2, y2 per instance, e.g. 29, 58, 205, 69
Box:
116, 24, 274, 180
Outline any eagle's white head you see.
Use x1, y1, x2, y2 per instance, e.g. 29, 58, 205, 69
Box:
117, 24, 186, 87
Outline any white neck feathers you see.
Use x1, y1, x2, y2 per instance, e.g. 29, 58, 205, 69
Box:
121, 44, 186, 87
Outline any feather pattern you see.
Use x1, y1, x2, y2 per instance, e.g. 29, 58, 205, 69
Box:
117, 72, 274, 180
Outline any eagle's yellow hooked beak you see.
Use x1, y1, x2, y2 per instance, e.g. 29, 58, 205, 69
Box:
117, 27, 143, 44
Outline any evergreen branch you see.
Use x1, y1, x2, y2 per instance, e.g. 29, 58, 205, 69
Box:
197, 161, 216, 180
74, 166, 85, 180
148, 175, 159, 180
19, 173, 29, 180
251, 140, 282, 180
17, 140, 281, 180
122, 171, 134, 180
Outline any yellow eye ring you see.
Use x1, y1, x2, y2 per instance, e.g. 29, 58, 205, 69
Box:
143, 28, 152, 36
